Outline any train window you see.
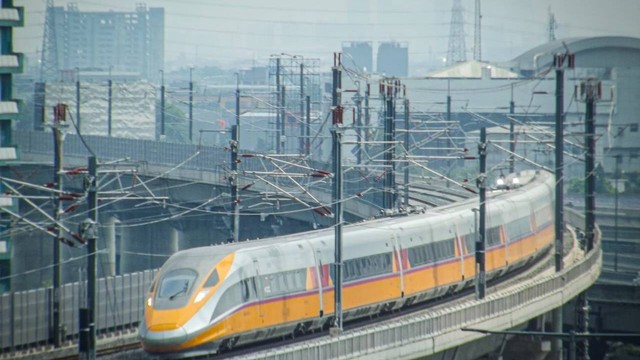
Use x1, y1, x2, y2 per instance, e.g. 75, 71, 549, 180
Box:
535, 207, 552, 229
407, 239, 454, 266
344, 253, 392, 281
506, 217, 531, 242
260, 274, 276, 296
241, 279, 251, 301
434, 240, 455, 261
260, 269, 307, 298
486, 226, 502, 247
157, 269, 197, 300
203, 269, 219, 288
284, 269, 306, 293
408, 243, 434, 266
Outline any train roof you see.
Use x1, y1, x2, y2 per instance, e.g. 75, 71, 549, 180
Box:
175, 170, 550, 259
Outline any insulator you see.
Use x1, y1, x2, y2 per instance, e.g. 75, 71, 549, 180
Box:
568, 54, 575, 68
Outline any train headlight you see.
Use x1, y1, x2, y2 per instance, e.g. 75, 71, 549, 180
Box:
194, 289, 209, 303
147, 296, 153, 307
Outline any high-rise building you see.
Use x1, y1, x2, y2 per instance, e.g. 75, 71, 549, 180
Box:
342, 41, 373, 73
377, 42, 408, 77
0, 0, 24, 292
41, 3, 164, 81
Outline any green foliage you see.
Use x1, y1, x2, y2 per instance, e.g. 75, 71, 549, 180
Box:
624, 172, 640, 193
595, 163, 614, 194
164, 103, 189, 143
567, 163, 614, 194
567, 178, 584, 194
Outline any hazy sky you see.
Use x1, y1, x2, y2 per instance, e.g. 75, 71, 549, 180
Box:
14, 0, 640, 73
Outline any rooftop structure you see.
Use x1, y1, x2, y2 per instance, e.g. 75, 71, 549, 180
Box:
427, 60, 518, 79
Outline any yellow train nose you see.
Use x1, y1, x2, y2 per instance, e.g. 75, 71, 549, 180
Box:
149, 323, 181, 331
139, 318, 189, 348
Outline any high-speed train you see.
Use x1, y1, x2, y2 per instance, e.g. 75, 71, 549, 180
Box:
139, 170, 555, 354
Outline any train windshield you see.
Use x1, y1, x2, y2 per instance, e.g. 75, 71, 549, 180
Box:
203, 269, 219, 288
158, 269, 198, 300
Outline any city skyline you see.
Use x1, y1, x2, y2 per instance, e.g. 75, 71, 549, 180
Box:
15, 0, 640, 74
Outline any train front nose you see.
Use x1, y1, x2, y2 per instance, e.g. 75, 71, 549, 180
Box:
139, 318, 189, 350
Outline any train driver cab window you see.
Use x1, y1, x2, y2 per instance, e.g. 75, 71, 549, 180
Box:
158, 269, 197, 300
203, 269, 219, 288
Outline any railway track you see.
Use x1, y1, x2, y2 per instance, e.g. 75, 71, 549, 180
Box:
116, 242, 561, 360
68, 231, 576, 360
24, 232, 572, 360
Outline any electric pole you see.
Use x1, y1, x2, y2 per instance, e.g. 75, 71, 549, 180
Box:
574, 78, 601, 360
79, 156, 98, 360
364, 82, 370, 163
509, 83, 515, 174
160, 70, 165, 139
189, 67, 194, 143
355, 84, 363, 165
299, 63, 305, 155
51, 103, 67, 347
107, 68, 112, 137
230, 76, 240, 242
275, 58, 281, 153
476, 127, 487, 299
614, 155, 620, 272
305, 95, 311, 157
552, 50, 574, 360
382, 80, 396, 210
446, 79, 452, 188
281, 85, 286, 153
76, 69, 81, 134
403, 98, 410, 208
446, 79, 451, 122
581, 79, 599, 253
331, 53, 344, 334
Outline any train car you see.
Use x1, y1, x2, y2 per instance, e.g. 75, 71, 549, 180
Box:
139, 170, 555, 355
